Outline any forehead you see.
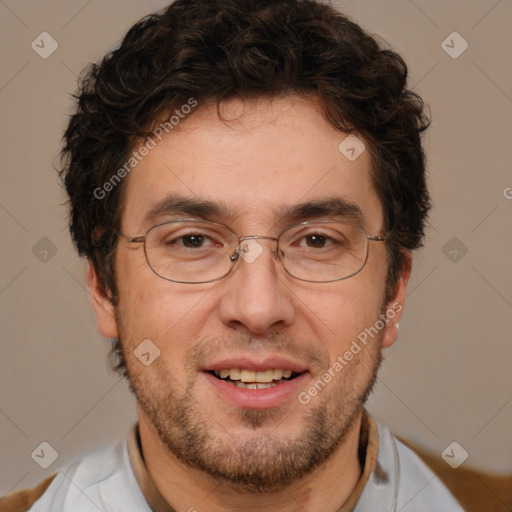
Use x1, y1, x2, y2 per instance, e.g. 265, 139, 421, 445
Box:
121, 96, 383, 233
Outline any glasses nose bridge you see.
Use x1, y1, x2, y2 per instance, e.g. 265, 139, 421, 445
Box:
234, 234, 282, 262
237, 234, 280, 252
238, 234, 279, 243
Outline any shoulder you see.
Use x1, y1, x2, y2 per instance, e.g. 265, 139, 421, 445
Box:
378, 423, 466, 511
1, 440, 150, 512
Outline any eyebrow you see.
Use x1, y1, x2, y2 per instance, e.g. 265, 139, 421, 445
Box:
142, 194, 231, 226
276, 198, 364, 225
141, 194, 364, 228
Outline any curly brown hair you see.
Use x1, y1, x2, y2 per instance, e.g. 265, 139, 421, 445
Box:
60, 0, 430, 318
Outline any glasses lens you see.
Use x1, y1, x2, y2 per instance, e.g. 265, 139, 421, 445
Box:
144, 220, 237, 283
279, 222, 369, 282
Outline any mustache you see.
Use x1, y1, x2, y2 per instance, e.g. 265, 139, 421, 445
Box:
185, 331, 329, 372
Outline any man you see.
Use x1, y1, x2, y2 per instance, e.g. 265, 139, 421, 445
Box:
3, 0, 465, 510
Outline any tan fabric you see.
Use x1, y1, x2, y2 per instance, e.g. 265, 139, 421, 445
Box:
127, 426, 177, 512
0, 474, 57, 512
337, 412, 379, 512
127, 410, 379, 512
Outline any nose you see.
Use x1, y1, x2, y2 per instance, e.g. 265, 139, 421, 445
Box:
219, 238, 296, 334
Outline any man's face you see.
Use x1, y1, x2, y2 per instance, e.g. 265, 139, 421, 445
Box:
90, 96, 406, 491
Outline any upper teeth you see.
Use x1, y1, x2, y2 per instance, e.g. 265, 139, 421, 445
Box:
214, 368, 293, 382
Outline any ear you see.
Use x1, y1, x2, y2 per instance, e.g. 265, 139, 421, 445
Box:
381, 251, 411, 349
86, 263, 119, 339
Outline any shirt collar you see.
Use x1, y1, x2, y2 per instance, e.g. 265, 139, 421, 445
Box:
127, 409, 379, 512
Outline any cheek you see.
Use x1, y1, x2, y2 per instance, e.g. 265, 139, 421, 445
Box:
296, 274, 385, 359
119, 287, 209, 344
116, 288, 202, 391
114, 250, 205, 346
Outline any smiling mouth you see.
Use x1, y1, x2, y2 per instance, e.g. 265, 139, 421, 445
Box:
208, 368, 303, 389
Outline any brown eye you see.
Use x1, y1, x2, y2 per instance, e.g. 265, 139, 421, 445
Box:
181, 234, 206, 248
305, 234, 327, 248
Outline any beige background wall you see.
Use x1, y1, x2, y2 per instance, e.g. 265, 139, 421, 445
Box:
1, 0, 511, 501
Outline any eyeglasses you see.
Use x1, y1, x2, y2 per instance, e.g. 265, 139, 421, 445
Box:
120, 219, 386, 284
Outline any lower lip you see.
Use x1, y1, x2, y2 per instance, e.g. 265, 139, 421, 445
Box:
203, 371, 309, 410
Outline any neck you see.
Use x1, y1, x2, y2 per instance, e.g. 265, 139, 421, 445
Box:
137, 407, 364, 512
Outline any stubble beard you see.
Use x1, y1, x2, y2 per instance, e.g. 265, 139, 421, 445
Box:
117, 324, 383, 494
